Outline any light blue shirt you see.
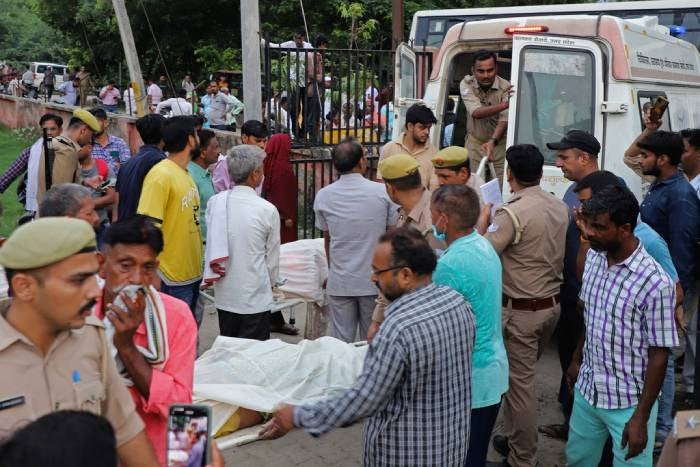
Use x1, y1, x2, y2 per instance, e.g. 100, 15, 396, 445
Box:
635, 221, 679, 282
432, 230, 508, 408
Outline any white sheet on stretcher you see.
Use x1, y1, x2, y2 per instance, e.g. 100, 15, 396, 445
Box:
193, 336, 367, 448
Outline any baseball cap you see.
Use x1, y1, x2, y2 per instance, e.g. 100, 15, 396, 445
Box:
546, 130, 600, 156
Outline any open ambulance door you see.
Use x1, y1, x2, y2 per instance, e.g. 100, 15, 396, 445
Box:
506, 33, 605, 199
392, 43, 423, 142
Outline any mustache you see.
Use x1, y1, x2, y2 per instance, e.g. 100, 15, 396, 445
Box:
79, 298, 98, 315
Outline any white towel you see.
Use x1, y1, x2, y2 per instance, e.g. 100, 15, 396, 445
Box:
103, 285, 169, 385
25, 138, 43, 212
203, 191, 230, 286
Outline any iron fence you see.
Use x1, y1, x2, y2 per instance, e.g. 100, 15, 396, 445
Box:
262, 42, 432, 151
291, 155, 379, 239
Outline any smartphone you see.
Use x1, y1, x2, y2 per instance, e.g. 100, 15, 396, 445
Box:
649, 95, 669, 122
96, 178, 116, 191
167, 404, 211, 467
109, 150, 120, 162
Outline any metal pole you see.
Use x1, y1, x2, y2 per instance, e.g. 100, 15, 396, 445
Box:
112, 0, 146, 116
241, 0, 263, 121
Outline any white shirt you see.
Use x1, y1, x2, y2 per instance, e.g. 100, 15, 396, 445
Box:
156, 97, 193, 116
691, 173, 700, 199
209, 186, 281, 314
22, 70, 33, 85
123, 88, 137, 115
147, 83, 163, 106
58, 81, 78, 106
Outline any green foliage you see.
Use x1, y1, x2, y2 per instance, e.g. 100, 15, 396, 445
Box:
0, 0, 66, 64
194, 43, 242, 72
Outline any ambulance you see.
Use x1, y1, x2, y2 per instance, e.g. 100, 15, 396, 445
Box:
393, 14, 700, 199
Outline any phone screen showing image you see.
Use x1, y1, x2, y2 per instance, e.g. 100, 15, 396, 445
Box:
167, 405, 210, 467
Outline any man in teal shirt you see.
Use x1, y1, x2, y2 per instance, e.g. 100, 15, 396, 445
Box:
187, 129, 219, 240
187, 129, 219, 327
430, 184, 508, 467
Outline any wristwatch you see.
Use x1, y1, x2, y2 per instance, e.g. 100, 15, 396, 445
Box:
489, 137, 499, 145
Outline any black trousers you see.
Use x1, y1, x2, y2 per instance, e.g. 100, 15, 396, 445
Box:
217, 310, 270, 340
466, 401, 501, 467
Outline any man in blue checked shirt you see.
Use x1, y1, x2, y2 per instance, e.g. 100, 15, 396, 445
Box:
567, 185, 677, 466
259, 227, 476, 466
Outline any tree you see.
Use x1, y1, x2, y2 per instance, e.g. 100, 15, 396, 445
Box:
0, 0, 66, 65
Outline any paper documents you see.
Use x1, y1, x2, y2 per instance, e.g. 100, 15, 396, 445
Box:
480, 179, 503, 218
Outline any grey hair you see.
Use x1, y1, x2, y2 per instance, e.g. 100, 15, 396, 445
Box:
39, 183, 93, 217
227, 144, 265, 184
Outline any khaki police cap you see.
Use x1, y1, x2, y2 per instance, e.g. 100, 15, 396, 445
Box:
73, 108, 101, 133
432, 146, 469, 169
378, 153, 420, 181
0, 218, 96, 270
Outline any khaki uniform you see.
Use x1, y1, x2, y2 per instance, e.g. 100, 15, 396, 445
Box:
36, 135, 80, 205
460, 75, 510, 183
379, 135, 439, 190
371, 189, 445, 323
484, 186, 568, 467
0, 301, 144, 446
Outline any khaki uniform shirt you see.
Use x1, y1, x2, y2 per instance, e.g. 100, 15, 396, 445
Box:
459, 74, 510, 144
372, 189, 446, 323
36, 135, 80, 205
0, 302, 144, 446
379, 134, 439, 190
485, 186, 568, 299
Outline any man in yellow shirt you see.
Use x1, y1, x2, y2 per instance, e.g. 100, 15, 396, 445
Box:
138, 116, 203, 314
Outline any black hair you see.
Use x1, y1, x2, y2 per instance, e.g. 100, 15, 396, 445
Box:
161, 115, 196, 153
89, 107, 108, 120
473, 50, 497, 65
178, 88, 187, 98
506, 144, 544, 185
574, 170, 622, 194
198, 129, 217, 151
431, 184, 480, 230
378, 226, 437, 276
405, 104, 437, 127
191, 114, 206, 128
386, 171, 422, 191
637, 130, 683, 166
582, 185, 639, 229
446, 98, 455, 112
314, 34, 329, 48
294, 27, 307, 38
68, 117, 88, 129
103, 216, 164, 255
332, 140, 364, 173
443, 159, 470, 175
0, 410, 117, 467
241, 120, 269, 139
681, 128, 700, 150
135, 114, 165, 145
39, 113, 63, 128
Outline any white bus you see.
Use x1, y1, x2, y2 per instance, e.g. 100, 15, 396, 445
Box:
410, 1, 700, 51
394, 14, 700, 199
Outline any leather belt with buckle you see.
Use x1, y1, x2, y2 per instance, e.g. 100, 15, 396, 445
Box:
503, 293, 561, 311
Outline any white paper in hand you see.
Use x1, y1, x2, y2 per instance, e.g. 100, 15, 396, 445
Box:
480, 179, 503, 219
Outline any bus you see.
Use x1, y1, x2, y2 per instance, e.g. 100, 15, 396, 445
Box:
410, 1, 700, 51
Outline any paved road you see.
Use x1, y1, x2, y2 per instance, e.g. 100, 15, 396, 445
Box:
197, 302, 568, 466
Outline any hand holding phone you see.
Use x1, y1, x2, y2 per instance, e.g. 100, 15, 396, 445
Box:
649, 96, 669, 122
167, 404, 212, 467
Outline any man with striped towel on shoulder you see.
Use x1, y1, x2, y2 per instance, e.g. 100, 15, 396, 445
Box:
93, 216, 198, 465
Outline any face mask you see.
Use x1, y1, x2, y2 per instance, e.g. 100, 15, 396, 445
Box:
431, 215, 447, 241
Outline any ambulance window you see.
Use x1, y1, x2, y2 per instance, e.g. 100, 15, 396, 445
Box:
637, 92, 672, 132
399, 54, 415, 99
37, 65, 47, 74
514, 48, 595, 164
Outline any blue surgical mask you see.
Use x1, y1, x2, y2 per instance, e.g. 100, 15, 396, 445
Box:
432, 224, 446, 242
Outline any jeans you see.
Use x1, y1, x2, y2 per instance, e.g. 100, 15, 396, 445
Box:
656, 353, 675, 441
160, 280, 201, 316
466, 401, 501, 467
103, 104, 118, 113
567, 388, 658, 467
682, 285, 698, 392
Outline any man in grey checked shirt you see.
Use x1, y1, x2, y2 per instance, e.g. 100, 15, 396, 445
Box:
566, 185, 677, 466
260, 227, 476, 466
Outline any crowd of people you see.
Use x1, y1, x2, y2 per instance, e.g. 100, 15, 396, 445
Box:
0, 47, 699, 467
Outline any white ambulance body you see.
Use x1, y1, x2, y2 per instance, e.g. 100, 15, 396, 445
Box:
394, 15, 700, 200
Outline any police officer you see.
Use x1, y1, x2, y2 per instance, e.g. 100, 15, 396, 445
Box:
477, 144, 568, 467
0, 218, 158, 466
459, 50, 512, 185
35, 108, 101, 208
432, 145, 486, 206
367, 153, 445, 341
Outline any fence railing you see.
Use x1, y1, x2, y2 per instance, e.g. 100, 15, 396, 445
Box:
262, 43, 432, 151
291, 155, 379, 238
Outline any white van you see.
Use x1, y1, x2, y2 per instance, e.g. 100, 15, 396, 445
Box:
394, 15, 700, 200
30, 62, 68, 90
